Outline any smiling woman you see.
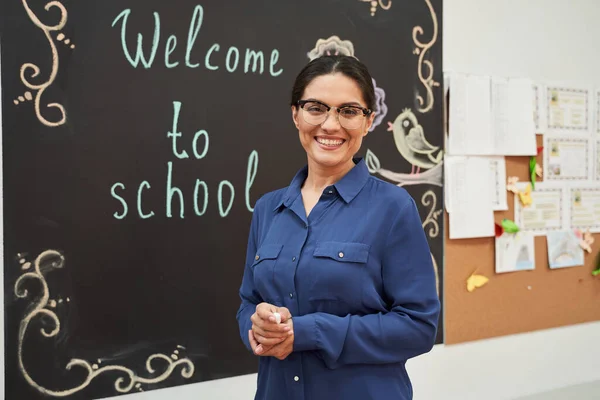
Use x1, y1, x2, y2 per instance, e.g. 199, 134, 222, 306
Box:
236, 55, 440, 400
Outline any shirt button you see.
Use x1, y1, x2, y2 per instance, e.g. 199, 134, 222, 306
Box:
338, 252, 344, 258
289, 293, 294, 298
328, 190, 333, 194
294, 376, 299, 382
292, 256, 296, 261
255, 255, 259, 260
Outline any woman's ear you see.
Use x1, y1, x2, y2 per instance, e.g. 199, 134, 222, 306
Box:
291, 106, 300, 129
364, 112, 376, 136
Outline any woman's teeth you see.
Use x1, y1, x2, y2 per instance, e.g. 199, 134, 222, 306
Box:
316, 138, 344, 146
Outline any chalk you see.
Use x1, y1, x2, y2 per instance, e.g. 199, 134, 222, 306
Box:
273, 312, 281, 324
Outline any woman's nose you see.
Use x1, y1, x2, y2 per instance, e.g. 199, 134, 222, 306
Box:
320, 109, 342, 130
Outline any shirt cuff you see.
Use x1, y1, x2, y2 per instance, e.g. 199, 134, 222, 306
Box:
292, 314, 318, 352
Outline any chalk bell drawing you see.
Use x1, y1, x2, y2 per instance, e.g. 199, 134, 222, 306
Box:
387, 108, 443, 174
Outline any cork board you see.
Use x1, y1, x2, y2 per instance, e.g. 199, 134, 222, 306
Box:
444, 135, 600, 344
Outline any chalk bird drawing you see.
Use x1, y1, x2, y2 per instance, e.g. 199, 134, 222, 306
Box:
387, 108, 443, 174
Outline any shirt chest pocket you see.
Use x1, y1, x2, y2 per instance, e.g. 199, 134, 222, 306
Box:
252, 243, 283, 303
308, 241, 370, 315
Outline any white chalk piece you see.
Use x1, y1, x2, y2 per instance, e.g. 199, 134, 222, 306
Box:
273, 312, 281, 324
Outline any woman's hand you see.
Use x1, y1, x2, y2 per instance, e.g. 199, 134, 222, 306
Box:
249, 302, 294, 360
249, 318, 294, 360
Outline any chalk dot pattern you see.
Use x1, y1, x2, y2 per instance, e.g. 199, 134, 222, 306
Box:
56, 32, 75, 49
13, 91, 33, 105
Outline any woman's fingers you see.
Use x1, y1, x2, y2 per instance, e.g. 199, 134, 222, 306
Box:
276, 307, 292, 323
253, 323, 293, 339
254, 331, 287, 346
255, 303, 278, 321
256, 303, 292, 323
248, 330, 258, 352
251, 312, 291, 334
249, 330, 275, 356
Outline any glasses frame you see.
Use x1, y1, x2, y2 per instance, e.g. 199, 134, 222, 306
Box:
296, 99, 373, 129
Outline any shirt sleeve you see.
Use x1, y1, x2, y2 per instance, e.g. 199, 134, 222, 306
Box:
292, 197, 440, 368
235, 200, 263, 352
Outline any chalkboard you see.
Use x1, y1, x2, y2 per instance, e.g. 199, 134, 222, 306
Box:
1, 1, 444, 398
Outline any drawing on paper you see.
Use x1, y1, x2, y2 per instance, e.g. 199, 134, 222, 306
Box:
14, 250, 195, 397
573, 190, 582, 206
495, 232, 535, 273
546, 231, 584, 269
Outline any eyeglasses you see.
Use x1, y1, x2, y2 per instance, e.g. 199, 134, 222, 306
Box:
296, 100, 372, 130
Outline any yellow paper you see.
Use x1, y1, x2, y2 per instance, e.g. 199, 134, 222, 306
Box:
467, 273, 489, 292
518, 184, 532, 206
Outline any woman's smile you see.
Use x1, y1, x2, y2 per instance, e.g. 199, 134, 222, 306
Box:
314, 136, 346, 150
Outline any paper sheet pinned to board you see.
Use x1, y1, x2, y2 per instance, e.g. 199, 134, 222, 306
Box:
445, 156, 507, 212
489, 156, 508, 210
445, 155, 495, 239
447, 73, 537, 156
546, 85, 591, 132
513, 182, 567, 235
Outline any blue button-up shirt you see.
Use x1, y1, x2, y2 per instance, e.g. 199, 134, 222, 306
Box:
237, 158, 440, 400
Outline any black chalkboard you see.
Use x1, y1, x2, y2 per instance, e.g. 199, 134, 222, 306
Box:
1, 1, 444, 398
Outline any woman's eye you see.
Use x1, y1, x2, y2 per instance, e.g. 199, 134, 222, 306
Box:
341, 108, 359, 117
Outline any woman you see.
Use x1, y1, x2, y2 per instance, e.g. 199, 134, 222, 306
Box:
236, 55, 440, 400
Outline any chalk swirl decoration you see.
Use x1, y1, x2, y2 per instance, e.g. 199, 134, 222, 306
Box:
421, 189, 442, 239
15, 250, 195, 397
412, 0, 439, 113
19, 0, 68, 127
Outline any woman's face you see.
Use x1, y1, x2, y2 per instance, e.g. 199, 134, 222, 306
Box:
292, 73, 375, 171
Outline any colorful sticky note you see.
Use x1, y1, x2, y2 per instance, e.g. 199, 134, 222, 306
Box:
529, 157, 537, 190
537, 146, 544, 156
495, 223, 503, 238
518, 184, 532, 206
466, 273, 489, 292
575, 229, 595, 253
501, 219, 520, 233
507, 176, 519, 194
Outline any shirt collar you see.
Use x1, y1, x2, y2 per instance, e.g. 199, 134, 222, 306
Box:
274, 158, 370, 211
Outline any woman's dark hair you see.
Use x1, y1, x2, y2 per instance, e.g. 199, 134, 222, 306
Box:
290, 55, 376, 112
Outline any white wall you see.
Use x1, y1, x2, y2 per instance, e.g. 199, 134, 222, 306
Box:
3, 0, 600, 399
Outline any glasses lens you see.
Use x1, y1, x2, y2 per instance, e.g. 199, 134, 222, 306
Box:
301, 102, 328, 126
338, 107, 362, 130
300, 102, 365, 129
